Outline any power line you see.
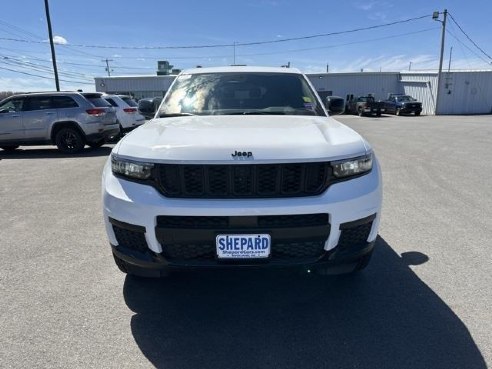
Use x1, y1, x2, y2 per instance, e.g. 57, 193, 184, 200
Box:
237, 15, 431, 47
236, 27, 439, 57
31, 27, 437, 63
445, 27, 492, 67
448, 12, 492, 61
0, 15, 430, 50
0, 65, 93, 85
0, 18, 43, 41
1, 56, 93, 79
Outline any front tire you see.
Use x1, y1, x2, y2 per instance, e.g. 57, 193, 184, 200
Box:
358, 108, 364, 117
55, 127, 85, 153
415, 111, 421, 116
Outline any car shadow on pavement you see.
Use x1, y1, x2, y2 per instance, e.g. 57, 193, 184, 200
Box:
0, 146, 113, 159
123, 236, 486, 369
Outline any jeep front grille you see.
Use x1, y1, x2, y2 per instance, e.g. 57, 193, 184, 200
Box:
154, 163, 330, 198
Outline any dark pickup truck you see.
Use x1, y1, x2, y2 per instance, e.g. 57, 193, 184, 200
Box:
384, 94, 422, 116
346, 94, 385, 117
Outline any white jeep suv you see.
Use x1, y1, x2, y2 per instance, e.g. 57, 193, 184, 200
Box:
102, 66, 382, 277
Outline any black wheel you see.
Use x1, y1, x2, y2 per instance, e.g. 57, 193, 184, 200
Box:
376, 112, 381, 117
415, 111, 421, 116
396, 108, 401, 116
1, 145, 19, 152
113, 254, 128, 274
358, 108, 364, 117
87, 139, 105, 149
55, 127, 85, 153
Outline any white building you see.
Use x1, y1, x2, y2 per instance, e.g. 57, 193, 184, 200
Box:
94, 70, 492, 115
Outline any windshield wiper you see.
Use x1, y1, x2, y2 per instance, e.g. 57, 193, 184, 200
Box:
159, 112, 195, 118
226, 111, 287, 115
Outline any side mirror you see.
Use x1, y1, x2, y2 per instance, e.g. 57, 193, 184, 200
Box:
326, 97, 345, 115
138, 101, 153, 113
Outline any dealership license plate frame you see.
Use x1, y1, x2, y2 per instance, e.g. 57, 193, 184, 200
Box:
216, 234, 271, 259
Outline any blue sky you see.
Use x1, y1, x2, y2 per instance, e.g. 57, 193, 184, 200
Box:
1, 0, 491, 91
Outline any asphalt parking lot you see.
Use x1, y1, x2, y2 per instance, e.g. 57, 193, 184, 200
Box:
1, 114, 491, 369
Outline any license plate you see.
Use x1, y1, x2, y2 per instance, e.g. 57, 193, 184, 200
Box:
216, 234, 271, 259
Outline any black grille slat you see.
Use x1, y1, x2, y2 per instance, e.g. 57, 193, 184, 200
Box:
157, 214, 328, 229
257, 214, 329, 228
163, 243, 216, 260
155, 163, 329, 198
257, 165, 279, 195
157, 216, 229, 228
183, 166, 204, 195
208, 166, 229, 195
281, 164, 303, 194
164, 241, 326, 261
156, 214, 330, 262
337, 222, 373, 250
305, 163, 329, 192
157, 165, 181, 195
112, 225, 148, 253
233, 165, 253, 195
272, 241, 325, 259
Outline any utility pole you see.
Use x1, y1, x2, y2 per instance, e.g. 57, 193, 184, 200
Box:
448, 46, 453, 72
233, 42, 236, 65
326, 64, 329, 73
103, 58, 113, 77
433, 9, 447, 115
44, 0, 60, 91
409, 61, 412, 71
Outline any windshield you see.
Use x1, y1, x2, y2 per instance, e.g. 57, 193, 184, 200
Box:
83, 94, 112, 107
120, 96, 138, 107
158, 72, 326, 117
398, 95, 416, 102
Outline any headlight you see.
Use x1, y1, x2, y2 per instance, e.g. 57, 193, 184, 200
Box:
331, 153, 373, 178
111, 155, 154, 180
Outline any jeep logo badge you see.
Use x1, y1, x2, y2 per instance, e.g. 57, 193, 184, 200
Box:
231, 150, 253, 159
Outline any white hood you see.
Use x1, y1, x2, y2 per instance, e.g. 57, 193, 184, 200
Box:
114, 115, 369, 163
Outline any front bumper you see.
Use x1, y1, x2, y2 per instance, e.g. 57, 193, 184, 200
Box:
399, 106, 422, 114
363, 108, 385, 114
102, 157, 382, 271
86, 123, 120, 142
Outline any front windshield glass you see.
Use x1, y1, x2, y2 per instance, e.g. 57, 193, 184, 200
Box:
398, 95, 415, 102
158, 72, 326, 117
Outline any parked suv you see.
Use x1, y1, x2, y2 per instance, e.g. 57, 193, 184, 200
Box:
103, 94, 145, 134
0, 92, 118, 153
103, 66, 382, 277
